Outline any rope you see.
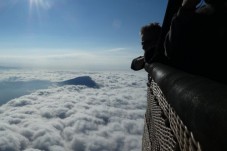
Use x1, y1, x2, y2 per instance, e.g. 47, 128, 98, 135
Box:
142, 80, 202, 151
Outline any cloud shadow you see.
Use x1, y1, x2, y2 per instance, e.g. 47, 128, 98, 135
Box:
0, 80, 51, 105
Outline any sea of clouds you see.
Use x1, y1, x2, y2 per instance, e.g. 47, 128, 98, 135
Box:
0, 69, 147, 151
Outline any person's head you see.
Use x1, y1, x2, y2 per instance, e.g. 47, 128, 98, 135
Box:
140, 22, 161, 52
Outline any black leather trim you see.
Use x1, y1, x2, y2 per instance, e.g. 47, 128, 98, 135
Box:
145, 63, 227, 151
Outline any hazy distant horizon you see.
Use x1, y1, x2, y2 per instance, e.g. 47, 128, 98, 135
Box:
0, 61, 135, 71
0, 0, 164, 149
0, 49, 137, 71
0, 0, 167, 71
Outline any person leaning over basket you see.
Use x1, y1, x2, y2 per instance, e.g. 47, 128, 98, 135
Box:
131, 23, 161, 71
164, 0, 227, 84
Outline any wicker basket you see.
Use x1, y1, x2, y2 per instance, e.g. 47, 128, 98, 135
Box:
142, 80, 202, 151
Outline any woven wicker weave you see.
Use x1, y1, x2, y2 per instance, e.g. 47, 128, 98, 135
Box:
142, 80, 202, 151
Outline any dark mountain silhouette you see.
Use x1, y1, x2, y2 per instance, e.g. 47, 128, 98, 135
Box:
0, 76, 99, 105
57, 76, 99, 88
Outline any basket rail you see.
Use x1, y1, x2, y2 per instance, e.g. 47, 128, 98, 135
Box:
142, 63, 227, 151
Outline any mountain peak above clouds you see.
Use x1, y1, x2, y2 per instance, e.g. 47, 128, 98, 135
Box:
0, 71, 147, 151
57, 76, 100, 88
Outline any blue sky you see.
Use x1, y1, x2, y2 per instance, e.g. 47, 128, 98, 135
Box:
0, 0, 167, 70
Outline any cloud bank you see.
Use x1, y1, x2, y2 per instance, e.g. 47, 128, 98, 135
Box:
0, 70, 147, 151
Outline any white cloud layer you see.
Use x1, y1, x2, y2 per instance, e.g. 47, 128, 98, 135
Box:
0, 70, 147, 151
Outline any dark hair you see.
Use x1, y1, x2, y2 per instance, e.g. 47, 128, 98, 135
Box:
205, 0, 227, 6
140, 22, 161, 38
